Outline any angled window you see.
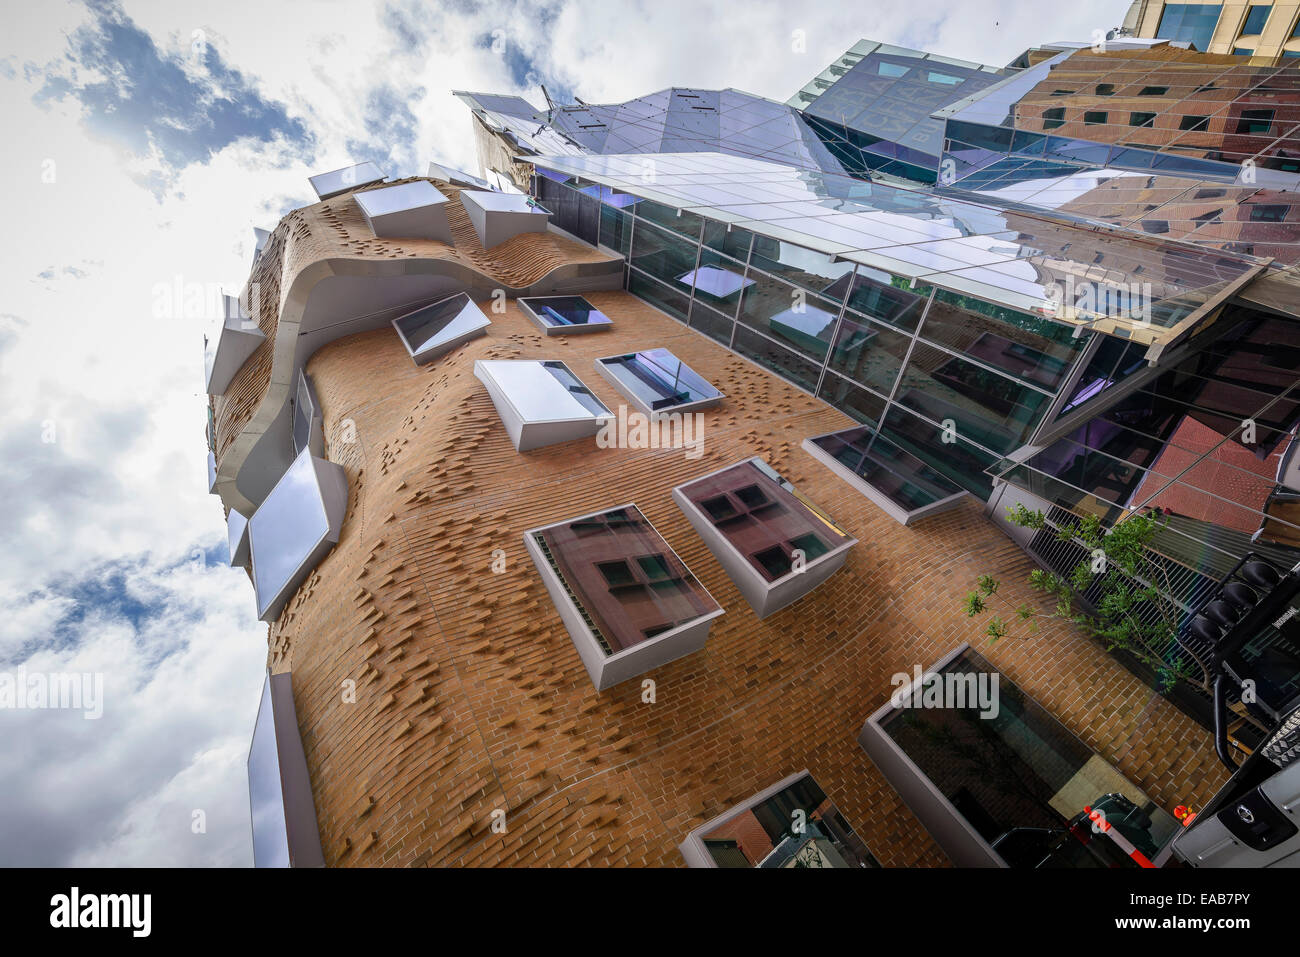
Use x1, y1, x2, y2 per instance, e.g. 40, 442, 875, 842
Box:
1042, 107, 1066, 131
248, 672, 325, 867
426, 160, 493, 190
204, 294, 266, 396
1095, 83, 1115, 96
391, 293, 490, 365
525, 504, 723, 690
860, 644, 1183, 867
595, 348, 724, 415
673, 458, 856, 618
474, 359, 612, 451
1129, 112, 1157, 128
248, 448, 349, 622
518, 295, 612, 336
1138, 86, 1169, 97
459, 189, 550, 248
804, 425, 968, 525
292, 370, 324, 458
228, 508, 251, 569
353, 180, 452, 242
679, 771, 880, 868
1084, 111, 1108, 126
307, 161, 385, 200
1179, 114, 1211, 131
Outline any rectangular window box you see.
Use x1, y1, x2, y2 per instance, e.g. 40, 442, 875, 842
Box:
248, 448, 349, 622
474, 359, 613, 451
678, 770, 879, 867
247, 672, 325, 867
518, 295, 612, 335
459, 189, 551, 248
594, 348, 724, 415
803, 425, 968, 525
204, 293, 266, 396
858, 643, 1180, 868
524, 504, 723, 690
308, 161, 385, 200
391, 292, 491, 365
672, 457, 856, 618
353, 180, 453, 242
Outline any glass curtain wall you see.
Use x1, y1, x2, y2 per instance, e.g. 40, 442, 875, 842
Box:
535, 171, 1093, 503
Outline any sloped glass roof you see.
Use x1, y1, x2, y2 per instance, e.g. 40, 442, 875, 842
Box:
534, 150, 1261, 333
943, 157, 1300, 265
455, 87, 852, 176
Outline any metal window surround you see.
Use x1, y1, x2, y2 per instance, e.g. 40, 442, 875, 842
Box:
391, 293, 491, 364
518, 295, 613, 336
678, 769, 880, 868
672, 456, 857, 618
802, 425, 968, 526
858, 643, 1180, 868
458, 189, 551, 248
531, 151, 1262, 341
594, 348, 724, 415
426, 160, 494, 190
292, 370, 324, 458
524, 503, 724, 691
248, 448, 349, 622
228, 508, 251, 569
207, 450, 218, 494
247, 672, 325, 868
307, 161, 385, 200
204, 293, 266, 396
353, 180, 453, 242
473, 359, 613, 452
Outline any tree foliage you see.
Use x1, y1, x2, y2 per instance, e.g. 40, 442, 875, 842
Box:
963, 504, 1202, 692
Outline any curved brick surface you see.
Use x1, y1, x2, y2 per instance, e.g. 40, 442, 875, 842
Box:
265, 290, 1229, 867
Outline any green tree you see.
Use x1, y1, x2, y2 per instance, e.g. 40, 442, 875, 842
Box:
962, 504, 1203, 692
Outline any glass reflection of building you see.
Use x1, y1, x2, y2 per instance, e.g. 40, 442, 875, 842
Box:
459, 38, 1300, 731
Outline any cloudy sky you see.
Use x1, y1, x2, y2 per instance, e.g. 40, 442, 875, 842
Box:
0, 0, 1129, 867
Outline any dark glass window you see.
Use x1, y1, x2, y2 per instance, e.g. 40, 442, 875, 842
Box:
1084, 111, 1108, 125
630, 219, 698, 281
826, 311, 912, 396
1242, 4, 1270, 34
1130, 112, 1157, 128
737, 273, 841, 364
1043, 107, 1065, 131
1236, 109, 1274, 134
1156, 3, 1223, 52
1138, 86, 1169, 96
1179, 114, 1211, 131
1095, 83, 1115, 96
628, 269, 690, 324
1248, 204, 1290, 222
